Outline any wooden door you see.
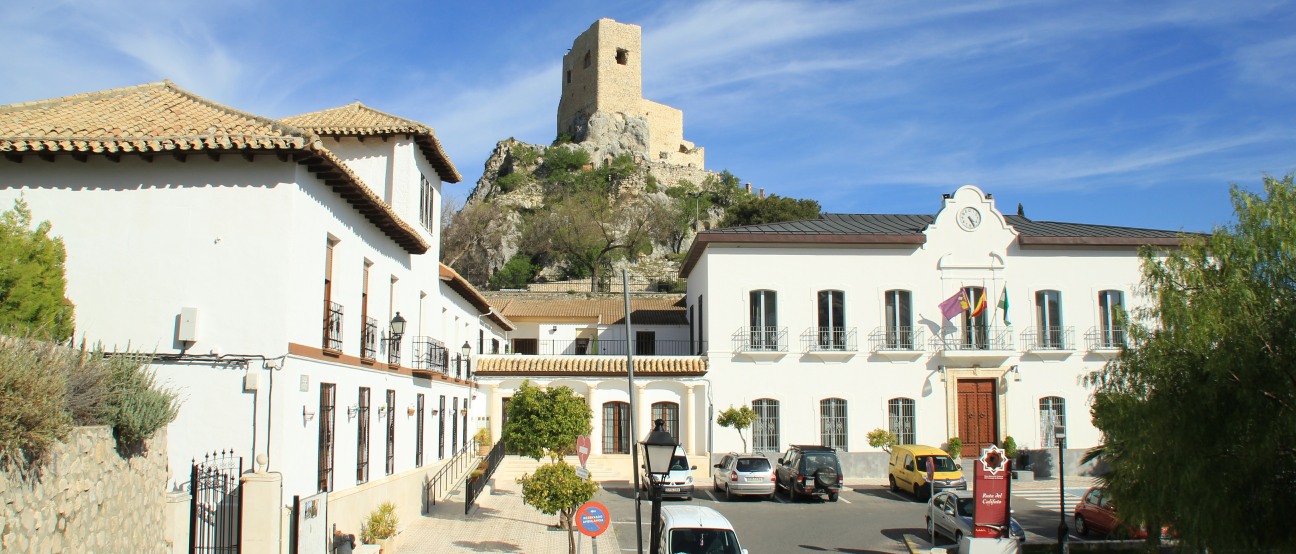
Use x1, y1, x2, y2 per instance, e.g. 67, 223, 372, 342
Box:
956, 379, 998, 457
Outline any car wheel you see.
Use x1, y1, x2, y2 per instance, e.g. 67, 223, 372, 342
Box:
725, 483, 733, 501
954, 531, 963, 544
1075, 515, 1088, 537
828, 491, 838, 502
764, 493, 775, 501
926, 517, 935, 539
889, 475, 899, 492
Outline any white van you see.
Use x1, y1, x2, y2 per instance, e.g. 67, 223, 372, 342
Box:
641, 446, 697, 499
657, 505, 747, 554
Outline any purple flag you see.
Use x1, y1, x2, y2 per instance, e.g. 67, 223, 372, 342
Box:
939, 289, 968, 321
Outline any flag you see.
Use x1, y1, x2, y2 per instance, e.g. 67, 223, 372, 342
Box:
997, 285, 1010, 326
969, 291, 988, 317
939, 289, 969, 321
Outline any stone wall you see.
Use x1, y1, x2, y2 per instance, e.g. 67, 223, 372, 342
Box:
0, 426, 169, 553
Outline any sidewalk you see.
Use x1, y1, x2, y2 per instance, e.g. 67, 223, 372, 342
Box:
397, 479, 620, 553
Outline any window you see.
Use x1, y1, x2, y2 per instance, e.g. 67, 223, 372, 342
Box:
602, 401, 630, 454
451, 398, 459, 455
636, 331, 656, 355
1036, 290, 1064, 348
513, 338, 538, 355
583, 50, 591, 68
1040, 397, 1066, 447
752, 399, 780, 452
616, 48, 629, 65
385, 390, 395, 475
817, 290, 846, 349
566, 70, 571, 84
357, 387, 370, 483
820, 398, 848, 450
323, 238, 342, 351
697, 294, 704, 355
462, 402, 469, 452
962, 287, 989, 349
415, 393, 425, 467
888, 398, 915, 445
1098, 290, 1125, 347
438, 395, 446, 459
419, 174, 435, 232
361, 262, 376, 360
884, 290, 913, 349
652, 401, 679, 441
749, 290, 778, 349
317, 383, 336, 492
388, 276, 400, 365
491, 338, 500, 354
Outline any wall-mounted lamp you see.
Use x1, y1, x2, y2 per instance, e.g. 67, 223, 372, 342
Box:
550, 325, 558, 334
407, 404, 416, 417
1008, 365, 1022, 382
461, 341, 472, 358
389, 312, 407, 342
303, 406, 316, 422
377, 406, 388, 418
937, 365, 947, 383
430, 408, 440, 416
346, 405, 359, 418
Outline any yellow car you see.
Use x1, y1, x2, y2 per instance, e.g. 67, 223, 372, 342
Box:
888, 444, 966, 500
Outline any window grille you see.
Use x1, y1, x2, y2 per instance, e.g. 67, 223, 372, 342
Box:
415, 393, 425, 466
385, 390, 395, 475
317, 383, 336, 492
820, 398, 848, 450
1040, 397, 1066, 447
752, 399, 780, 453
652, 402, 679, 441
888, 398, 915, 445
357, 388, 370, 483
602, 402, 630, 454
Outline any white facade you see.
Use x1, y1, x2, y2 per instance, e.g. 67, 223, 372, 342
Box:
685, 186, 1166, 460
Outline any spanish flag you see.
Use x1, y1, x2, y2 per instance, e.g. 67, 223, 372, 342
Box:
968, 290, 987, 317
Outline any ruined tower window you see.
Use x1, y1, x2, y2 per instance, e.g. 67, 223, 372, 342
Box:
566, 70, 571, 84
583, 51, 591, 69
616, 48, 629, 65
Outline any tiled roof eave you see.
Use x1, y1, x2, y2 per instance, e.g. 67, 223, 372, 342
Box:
0, 135, 306, 153
1017, 235, 1186, 247
679, 232, 924, 278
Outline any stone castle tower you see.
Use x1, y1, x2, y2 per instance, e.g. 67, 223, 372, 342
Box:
557, 18, 705, 168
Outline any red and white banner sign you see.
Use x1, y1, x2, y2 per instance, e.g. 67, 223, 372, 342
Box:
972, 445, 1011, 538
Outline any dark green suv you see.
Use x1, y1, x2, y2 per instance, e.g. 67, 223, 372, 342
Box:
775, 445, 843, 502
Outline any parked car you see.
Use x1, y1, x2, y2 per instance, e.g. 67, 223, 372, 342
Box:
775, 445, 843, 502
925, 490, 1026, 544
656, 505, 748, 554
711, 453, 776, 501
641, 446, 697, 500
1073, 486, 1173, 540
888, 444, 966, 501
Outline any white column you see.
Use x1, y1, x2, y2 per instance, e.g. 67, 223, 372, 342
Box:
684, 384, 698, 454
482, 382, 500, 445
636, 382, 650, 442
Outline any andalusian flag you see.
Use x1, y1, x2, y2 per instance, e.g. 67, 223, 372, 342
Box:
997, 285, 1010, 325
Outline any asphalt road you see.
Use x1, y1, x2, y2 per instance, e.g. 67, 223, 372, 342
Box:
590, 479, 1097, 553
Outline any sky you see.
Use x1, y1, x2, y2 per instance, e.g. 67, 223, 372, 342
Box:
2, 0, 1293, 233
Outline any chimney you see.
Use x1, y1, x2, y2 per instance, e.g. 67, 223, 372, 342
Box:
745, 183, 752, 194
759, 188, 765, 199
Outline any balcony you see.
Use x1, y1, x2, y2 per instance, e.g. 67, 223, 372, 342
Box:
322, 301, 343, 353
731, 326, 788, 360
361, 316, 378, 361
1020, 326, 1076, 359
799, 327, 858, 360
411, 336, 450, 375
868, 326, 926, 361
509, 339, 699, 356
935, 325, 1014, 364
1085, 327, 1126, 358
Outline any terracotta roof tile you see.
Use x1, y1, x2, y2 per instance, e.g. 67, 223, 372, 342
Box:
0, 81, 429, 254
440, 264, 514, 330
483, 294, 686, 325
475, 356, 706, 377
280, 102, 462, 183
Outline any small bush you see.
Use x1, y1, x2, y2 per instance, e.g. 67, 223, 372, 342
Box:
510, 144, 540, 168
540, 146, 591, 175
100, 353, 179, 445
866, 428, 897, 452
0, 337, 73, 474
1002, 436, 1018, 460
945, 437, 963, 458
474, 427, 491, 446
496, 172, 528, 193
360, 501, 399, 543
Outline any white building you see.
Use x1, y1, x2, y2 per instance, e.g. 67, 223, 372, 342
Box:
0, 82, 511, 526
681, 185, 1182, 472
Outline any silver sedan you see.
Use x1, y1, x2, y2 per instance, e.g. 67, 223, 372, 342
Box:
711, 453, 776, 501
925, 490, 1025, 544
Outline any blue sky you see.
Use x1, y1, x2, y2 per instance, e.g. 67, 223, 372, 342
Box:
3, 0, 1293, 233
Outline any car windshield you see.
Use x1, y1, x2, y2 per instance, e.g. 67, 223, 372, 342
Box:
669, 528, 742, 554
917, 455, 958, 472
803, 453, 836, 471
736, 458, 771, 472
670, 456, 690, 471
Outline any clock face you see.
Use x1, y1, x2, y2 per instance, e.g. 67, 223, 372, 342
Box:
957, 207, 982, 231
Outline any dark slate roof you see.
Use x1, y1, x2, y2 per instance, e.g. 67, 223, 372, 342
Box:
680, 213, 1192, 277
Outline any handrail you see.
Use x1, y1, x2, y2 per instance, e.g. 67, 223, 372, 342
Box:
465, 440, 507, 514
422, 437, 479, 513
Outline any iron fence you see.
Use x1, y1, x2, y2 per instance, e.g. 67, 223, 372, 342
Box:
731, 326, 788, 353
465, 440, 506, 514
799, 326, 859, 352
189, 450, 242, 554
322, 301, 343, 352
1020, 326, 1075, 350
867, 326, 926, 352
422, 438, 478, 513
361, 317, 378, 360
412, 336, 449, 372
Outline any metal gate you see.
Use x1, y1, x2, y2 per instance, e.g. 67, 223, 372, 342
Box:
190, 450, 243, 554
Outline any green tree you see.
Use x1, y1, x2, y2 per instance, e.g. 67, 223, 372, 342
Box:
488, 254, 537, 290
0, 199, 75, 342
520, 460, 599, 554
720, 194, 821, 228
717, 405, 756, 452
866, 428, 897, 452
528, 190, 672, 292
442, 199, 512, 286
501, 381, 593, 461
1087, 175, 1296, 551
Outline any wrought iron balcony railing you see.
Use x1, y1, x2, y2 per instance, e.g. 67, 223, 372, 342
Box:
935, 325, 1013, 351
1085, 327, 1127, 350
510, 339, 699, 356
323, 301, 343, 352
361, 316, 378, 360
799, 327, 858, 352
412, 336, 449, 372
867, 326, 926, 352
1020, 326, 1075, 350
731, 326, 788, 353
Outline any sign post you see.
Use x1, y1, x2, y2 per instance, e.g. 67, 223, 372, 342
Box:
577, 435, 591, 468
972, 445, 1011, 539
927, 458, 936, 545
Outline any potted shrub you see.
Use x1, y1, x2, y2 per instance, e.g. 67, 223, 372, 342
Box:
1002, 436, 1019, 477
361, 501, 399, 553
945, 437, 963, 459
475, 427, 492, 455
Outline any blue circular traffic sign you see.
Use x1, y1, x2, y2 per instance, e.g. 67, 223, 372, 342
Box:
576, 501, 611, 537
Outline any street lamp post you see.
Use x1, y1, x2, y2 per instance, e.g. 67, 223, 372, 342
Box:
1056, 429, 1068, 553
641, 419, 677, 554
686, 192, 703, 230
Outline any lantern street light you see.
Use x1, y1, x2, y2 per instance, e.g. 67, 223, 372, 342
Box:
388, 312, 407, 364
686, 191, 704, 230
1056, 428, 1068, 553
461, 341, 472, 379
641, 418, 678, 554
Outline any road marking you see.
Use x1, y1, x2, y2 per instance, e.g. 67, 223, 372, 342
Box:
702, 489, 717, 502
839, 497, 851, 504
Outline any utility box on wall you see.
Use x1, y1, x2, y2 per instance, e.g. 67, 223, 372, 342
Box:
178, 307, 199, 343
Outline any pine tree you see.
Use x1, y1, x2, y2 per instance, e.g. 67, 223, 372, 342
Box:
0, 199, 75, 341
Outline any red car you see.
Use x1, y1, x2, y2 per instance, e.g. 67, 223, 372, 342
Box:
1073, 486, 1172, 540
